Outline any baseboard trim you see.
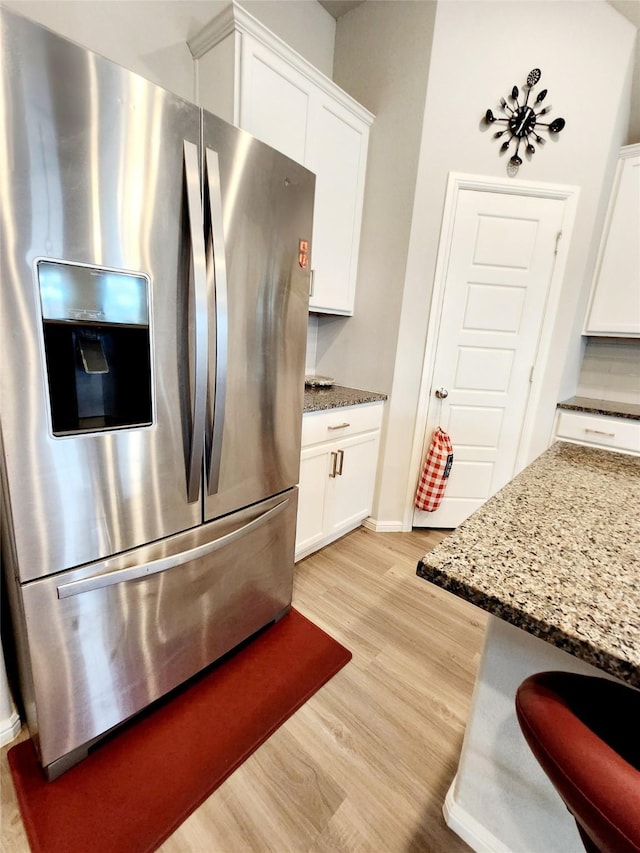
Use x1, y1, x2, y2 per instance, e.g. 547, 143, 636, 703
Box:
362, 517, 404, 533
295, 517, 406, 562
443, 776, 512, 853
0, 708, 21, 747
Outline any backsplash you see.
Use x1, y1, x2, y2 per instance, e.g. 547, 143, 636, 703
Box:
305, 316, 318, 375
577, 338, 640, 404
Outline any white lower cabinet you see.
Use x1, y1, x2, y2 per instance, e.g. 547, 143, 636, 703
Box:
554, 409, 640, 455
295, 402, 383, 561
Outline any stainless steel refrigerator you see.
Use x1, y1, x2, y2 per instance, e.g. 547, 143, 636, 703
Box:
0, 8, 314, 779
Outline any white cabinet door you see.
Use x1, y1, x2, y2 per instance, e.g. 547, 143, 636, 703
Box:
307, 100, 368, 314
296, 446, 330, 557
585, 146, 640, 336
240, 43, 370, 316
326, 431, 380, 537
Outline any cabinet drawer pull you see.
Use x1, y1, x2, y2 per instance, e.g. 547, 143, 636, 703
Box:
329, 451, 338, 478
328, 422, 350, 431
584, 428, 615, 437
336, 448, 344, 476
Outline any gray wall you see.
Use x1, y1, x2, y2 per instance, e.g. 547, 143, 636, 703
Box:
316, 0, 436, 396
3, 0, 336, 98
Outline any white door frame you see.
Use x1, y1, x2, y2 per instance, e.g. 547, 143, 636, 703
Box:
403, 172, 579, 531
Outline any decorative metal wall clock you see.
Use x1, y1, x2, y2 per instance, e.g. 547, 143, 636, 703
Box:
484, 69, 565, 174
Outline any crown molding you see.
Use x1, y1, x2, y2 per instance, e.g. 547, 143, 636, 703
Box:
188, 1, 374, 126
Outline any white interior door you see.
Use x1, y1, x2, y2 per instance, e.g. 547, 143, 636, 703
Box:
414, 187, 566, 528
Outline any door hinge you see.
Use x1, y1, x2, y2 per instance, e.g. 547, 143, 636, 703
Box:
529, 365, 534, 383
554, 231, 562, 256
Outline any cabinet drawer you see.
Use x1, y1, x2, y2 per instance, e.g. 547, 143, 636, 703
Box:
556, 410, 640, 454
301, 401, 383, 448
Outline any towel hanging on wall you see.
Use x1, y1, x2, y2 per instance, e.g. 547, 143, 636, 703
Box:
415, 427, 454, 512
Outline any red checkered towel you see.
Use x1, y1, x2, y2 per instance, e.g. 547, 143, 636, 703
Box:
415, 428, 454, 512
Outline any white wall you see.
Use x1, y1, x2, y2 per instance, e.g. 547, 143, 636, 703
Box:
3, 0, 335, 99
327, 0, 635, 530
3, 0, 220, 100
0, 648, 20, 747
576, 339, 640, 404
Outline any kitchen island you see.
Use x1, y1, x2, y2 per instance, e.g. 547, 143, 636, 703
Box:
417, 441, 639, 853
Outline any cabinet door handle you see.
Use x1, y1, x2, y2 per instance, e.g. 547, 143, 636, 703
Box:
584, 428, 615, 437
336, 448, 344, 476
309, 268, 315, 298
328, 422, 350, 431
329, 451, 338, 478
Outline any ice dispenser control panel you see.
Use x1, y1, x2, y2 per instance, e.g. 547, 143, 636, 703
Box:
37, 260, 152, 435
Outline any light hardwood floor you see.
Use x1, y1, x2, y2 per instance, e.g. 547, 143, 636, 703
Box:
1, 528, 487, 852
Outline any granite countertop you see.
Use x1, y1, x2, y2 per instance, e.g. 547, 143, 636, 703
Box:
558, 396, 640, 420
303, 384, 387, 413
417, 442, 640, 686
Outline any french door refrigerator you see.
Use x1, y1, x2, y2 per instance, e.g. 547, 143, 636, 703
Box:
0, 8, 314, 779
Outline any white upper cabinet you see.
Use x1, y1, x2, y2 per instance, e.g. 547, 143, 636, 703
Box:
584, 144, 640, 337
190, 3, 373, 316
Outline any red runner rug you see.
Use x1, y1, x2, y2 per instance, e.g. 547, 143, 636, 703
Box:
8, 608, 351, 853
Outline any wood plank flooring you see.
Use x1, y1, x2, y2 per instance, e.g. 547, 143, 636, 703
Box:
0, 527, 486, 852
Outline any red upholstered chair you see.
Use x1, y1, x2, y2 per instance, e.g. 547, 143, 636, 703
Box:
515, 671, 640, 853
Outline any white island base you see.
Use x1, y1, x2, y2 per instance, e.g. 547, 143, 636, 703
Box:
444, 616, 622, 853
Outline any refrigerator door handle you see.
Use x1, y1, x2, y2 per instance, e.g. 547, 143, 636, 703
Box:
204, 147, 229, 496
183, 139, 208, 503
57, 497, 290, 599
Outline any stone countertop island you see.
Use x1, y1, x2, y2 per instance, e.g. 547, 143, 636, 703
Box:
416, 441, 640, 853
417, 440, 640, 686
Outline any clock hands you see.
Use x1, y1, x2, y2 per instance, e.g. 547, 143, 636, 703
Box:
514, 107, 534, 136
483, 68, 565, 172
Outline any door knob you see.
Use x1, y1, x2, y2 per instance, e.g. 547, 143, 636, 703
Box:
435, 387, 449, 399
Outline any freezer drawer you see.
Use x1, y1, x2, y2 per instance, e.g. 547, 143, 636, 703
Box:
18, 490, 297, 776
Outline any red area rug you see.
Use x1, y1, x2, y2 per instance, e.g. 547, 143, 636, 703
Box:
8, 608, 351, 853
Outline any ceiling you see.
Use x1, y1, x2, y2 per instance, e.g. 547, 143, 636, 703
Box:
608, 0, 640, 28
317, 0, 364, 20
319, 0, 639, 28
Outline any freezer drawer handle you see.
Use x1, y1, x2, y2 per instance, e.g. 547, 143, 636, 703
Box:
56, 498, 289, 600
204, 147, 229, 496
184, 139, 208, 502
